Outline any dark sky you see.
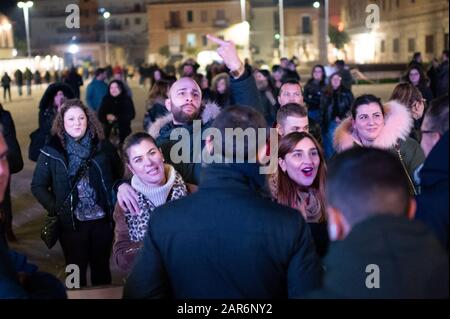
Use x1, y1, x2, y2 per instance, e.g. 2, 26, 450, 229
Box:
0, 0, 17, 15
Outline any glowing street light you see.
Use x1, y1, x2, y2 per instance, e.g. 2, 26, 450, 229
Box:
17, 1, 34, 59
102, 11, 111, 64
313, 1, 321, 9
68, 44, 79, 54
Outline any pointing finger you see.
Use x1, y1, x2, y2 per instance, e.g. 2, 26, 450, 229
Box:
207, 34, 227, 46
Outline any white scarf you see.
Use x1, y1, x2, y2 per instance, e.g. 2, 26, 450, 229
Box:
131, 164, 176, 208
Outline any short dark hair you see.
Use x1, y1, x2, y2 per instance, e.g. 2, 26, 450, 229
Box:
351, 94, 384, 119
95, 68, 105, 77
327, 148, 411, 226
210, 105, 267, 162
276, 103, 308, 126
424, 95, 449, 135
278, 79, 302, 97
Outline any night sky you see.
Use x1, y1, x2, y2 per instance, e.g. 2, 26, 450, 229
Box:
0, 0, 327, 41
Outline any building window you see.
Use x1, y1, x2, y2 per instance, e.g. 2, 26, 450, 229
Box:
216, 9, 226, 20
187, 33, 196, 47
202, 35, 208, 46
124, 18, 129, 26
408, 38, 415, 52
426, 35, 434, 53
396, 0, 400, 7
382, 0, 386, 10
201, 10, 208, 23
187, 10, 193, 23
135, 17, 141, 25
134, 4, 141, 12
393, 38, 399, 53
389, 0, 392, 10
273, 11, 279, 30
381, 40, 385, 53
302, 16, 312, 34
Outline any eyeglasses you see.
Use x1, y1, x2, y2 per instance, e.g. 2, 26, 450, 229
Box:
420, 130, 439, 135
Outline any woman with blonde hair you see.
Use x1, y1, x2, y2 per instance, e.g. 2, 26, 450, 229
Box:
390, 82, 426, 142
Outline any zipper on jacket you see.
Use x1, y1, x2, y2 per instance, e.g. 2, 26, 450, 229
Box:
92, 159, 112, 212
40, 149, 77, 231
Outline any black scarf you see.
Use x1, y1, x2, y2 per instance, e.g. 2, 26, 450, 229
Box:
64, 130, 93, 177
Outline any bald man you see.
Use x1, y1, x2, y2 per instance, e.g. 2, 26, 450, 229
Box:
118, 35, 262, 214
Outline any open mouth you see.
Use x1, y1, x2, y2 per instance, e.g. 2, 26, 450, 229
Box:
301, 167, 314, 177
146, 167, 159, 176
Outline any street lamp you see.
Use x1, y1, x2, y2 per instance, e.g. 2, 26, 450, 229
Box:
240, 0, 246, 22
278, 0, 285, 58
314, 0, 329, 64
17, 1, 33, 59
103, 11, 111, 65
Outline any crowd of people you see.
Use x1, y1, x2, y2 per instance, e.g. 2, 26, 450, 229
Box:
0, 36, 448, 299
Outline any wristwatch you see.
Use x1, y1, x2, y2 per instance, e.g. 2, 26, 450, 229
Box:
229, 62, 245, 79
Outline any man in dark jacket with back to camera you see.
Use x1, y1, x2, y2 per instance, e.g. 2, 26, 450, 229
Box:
309, 148, 448, 298
415, 94, 449, 251
123, 105, 323, 299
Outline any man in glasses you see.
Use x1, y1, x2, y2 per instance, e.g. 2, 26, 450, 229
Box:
415, 95, 449, 250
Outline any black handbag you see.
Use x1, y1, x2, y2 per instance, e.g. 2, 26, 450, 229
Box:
40, 149, 96, 249
40, 214, 60, 249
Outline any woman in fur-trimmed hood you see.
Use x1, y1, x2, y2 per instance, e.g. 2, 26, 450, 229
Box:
333, 94, 425, 189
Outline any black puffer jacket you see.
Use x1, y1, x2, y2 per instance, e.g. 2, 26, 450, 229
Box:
31, 136, 121, 231
98, 81, 135, 143
304, 80, 326, 112
320, 88, 354, 129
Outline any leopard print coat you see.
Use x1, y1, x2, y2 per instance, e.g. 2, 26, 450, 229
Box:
124, 171, 188, 242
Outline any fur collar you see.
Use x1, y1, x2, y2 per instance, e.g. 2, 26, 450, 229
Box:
334, 100, 413, 152
148, 101, 221, 139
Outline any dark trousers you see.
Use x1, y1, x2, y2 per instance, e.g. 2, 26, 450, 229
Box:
0, 182, 12, 240
2, 85, 11, 101
59, 218, 113, 287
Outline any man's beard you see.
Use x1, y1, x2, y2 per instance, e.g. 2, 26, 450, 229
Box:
171, 103, 201, 124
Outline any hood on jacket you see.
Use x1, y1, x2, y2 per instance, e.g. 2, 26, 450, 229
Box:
420, 131, 449, 187
38, 83, 75, 110
148, 101, 221, 139
333, 100, 413, 152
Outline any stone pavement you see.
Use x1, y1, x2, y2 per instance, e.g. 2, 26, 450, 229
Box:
3, 79, 396, 286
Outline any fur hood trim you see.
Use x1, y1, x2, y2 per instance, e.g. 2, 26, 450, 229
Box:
148, 101, 221, 139
333, 100, 413, 152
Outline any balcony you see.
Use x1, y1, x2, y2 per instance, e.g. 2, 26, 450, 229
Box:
165, 20, 182, 29
213, 18, 229, 28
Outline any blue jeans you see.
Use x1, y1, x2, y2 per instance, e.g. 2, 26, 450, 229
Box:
323, 120, 338, 160
308, 109, 322, 125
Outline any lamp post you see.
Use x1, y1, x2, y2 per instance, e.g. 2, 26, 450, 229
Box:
103, 11, 111, 65
240, 0, 246, 22
278, 0, 285, 58
315, 0, 329, 64
17, 1, 33, 59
